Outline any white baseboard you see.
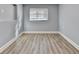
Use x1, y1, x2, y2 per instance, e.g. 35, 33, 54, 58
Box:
22, 31, 59, 33
59, 32, 79, 50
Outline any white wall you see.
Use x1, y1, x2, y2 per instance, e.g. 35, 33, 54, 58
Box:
24, 4, 59, 31
59, 4, 79, 45
0, 4, 16, 47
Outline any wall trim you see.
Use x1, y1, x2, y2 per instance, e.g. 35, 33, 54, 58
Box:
22, 31, 60, 33
0, 31, 79, 53
59, 32, 79, 50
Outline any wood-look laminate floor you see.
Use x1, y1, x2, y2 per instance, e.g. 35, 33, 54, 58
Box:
1, 33, 79, 54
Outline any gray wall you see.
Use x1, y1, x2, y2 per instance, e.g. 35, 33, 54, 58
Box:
0, 4, 14, 21
24, 4, 59, 31
0, 4, 16, 47
59, 4, 79, 45
0, 21, 16, 47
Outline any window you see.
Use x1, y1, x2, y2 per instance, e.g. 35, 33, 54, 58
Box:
30, 8, 48, 21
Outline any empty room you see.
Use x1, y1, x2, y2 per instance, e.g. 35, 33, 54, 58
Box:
0, 4, 79, 54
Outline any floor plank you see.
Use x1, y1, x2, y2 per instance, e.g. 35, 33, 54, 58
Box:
1, 33, 79, 54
